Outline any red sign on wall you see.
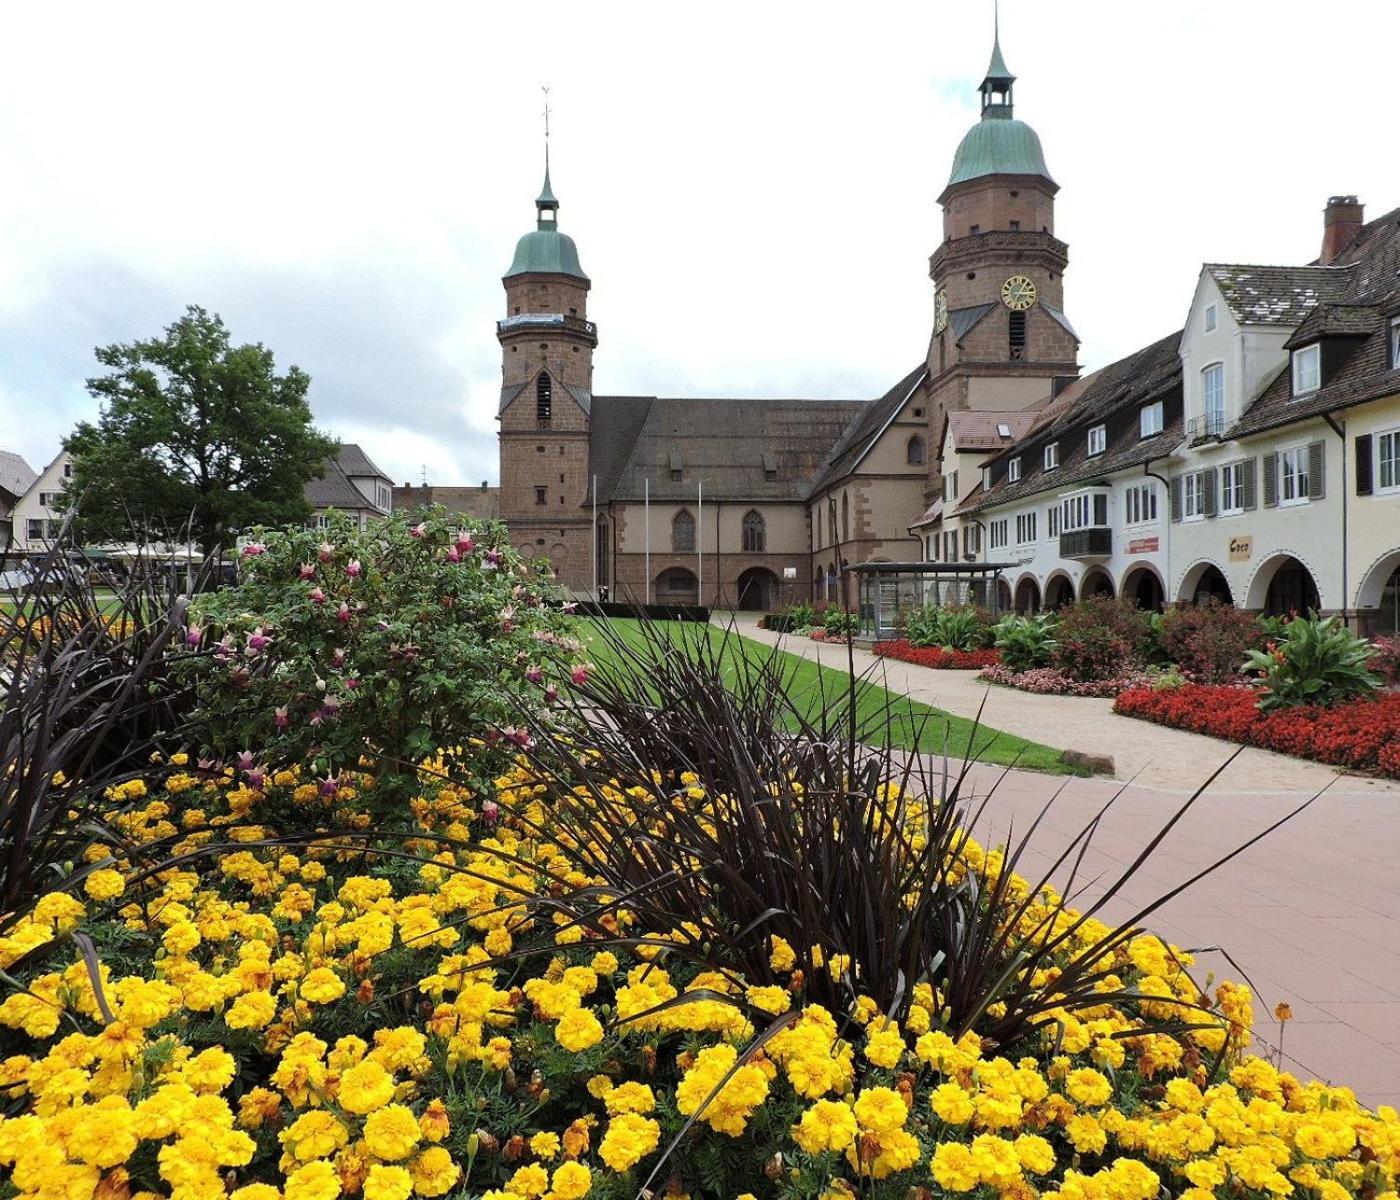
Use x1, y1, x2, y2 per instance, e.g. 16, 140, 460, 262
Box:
1126, 537, 1159, 554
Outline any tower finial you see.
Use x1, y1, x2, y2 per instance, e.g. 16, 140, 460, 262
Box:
542, 85, 551, 182
980, 1, 1016, 116
536, 86, 559, 224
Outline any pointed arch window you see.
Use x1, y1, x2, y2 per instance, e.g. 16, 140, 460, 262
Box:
672, 508, 695, 553
742, 509, 765, 552
841, 493, 850, 542
536, 372, 553, 425
906, 435, 926, 465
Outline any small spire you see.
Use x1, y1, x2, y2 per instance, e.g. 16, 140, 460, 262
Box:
979, 1, 1015, 116
536, 86, 559, 224
985, 2, 1014, 84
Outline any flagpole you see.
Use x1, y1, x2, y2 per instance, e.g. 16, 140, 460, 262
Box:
591, 474, 598, 597
697, 479, 703, 605
644, 477, 651, 604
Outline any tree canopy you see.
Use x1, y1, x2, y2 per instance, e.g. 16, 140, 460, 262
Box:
63, 306, 336, 553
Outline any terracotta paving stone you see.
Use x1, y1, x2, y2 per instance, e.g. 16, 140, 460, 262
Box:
728, 616, 1400, 1106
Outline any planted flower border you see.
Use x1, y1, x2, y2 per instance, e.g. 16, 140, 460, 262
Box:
979, 663, 1155, 698
873, 640, 1000, 670
1114, 683, 1400, 778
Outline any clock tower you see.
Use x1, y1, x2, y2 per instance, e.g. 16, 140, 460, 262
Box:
925, 23, 1078, 426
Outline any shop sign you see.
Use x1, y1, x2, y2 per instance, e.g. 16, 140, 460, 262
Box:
1228, 536, 1253, 563
1126, 536, 1159, 554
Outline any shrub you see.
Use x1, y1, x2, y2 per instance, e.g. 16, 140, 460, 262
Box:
980, 662, 1153, 697
1371, 633, 1400, 686
1158, 600, 1267, 683
1115, 683, 1400, 778
821, 606, 858, 638
873, 639, 1000, 669
904, 604, 994, 650
179, 507, 573, 802
1243, 612, 1382, 711
1050, 597, 1153, 682
992, 612, 1058, 672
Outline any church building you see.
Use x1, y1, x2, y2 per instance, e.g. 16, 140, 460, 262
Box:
495, 29, 1081, 607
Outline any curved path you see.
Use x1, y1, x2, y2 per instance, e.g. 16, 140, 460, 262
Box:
727, 614, 1400, 1106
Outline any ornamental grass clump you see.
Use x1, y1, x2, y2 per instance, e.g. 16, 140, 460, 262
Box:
177, 507, 575, 807
1243, 612, 1382, 711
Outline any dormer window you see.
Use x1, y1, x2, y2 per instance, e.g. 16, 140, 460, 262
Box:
1087, 424, 1106, 457
1140, 400, 1164, 438
1292, 344, 1321, 395
982, 467, 992, 490
1044, 442, 1059, 471
1008, 456, 1021, 483
1389, 316, 1400, 369
1204, 303, 1218, 333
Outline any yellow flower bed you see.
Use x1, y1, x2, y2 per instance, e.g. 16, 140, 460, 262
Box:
0, 759, 1397, 1200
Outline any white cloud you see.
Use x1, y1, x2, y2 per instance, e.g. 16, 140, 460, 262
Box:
2, 0, 1396, 486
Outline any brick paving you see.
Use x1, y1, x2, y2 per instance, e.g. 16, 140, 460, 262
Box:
729, 616, 1400, 1106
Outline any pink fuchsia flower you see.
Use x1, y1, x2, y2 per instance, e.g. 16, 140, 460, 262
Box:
309, 587, 326, 605
247, 627, 271, 653
337, 602, 350, 624
544, 684, 559, 703
184, 625, 203, 648
570, 664, 591, 687
525, 665, 543, 684
241, 542, 265, 558
562, 601, 578, 614
409, 522, 426, 539
481, 799, 500, 827
320, 776, 339, 799
446, 545, 460, 563
344, 677, 359, 690
345, 559, 362, 578
484, 549, 503, 569
456, 532, 475, 553
299, 563, 315, 580
332, 647, 346, 667
274, 706, 290, 728
318, 542, 334, 561
500, 605, 516, 633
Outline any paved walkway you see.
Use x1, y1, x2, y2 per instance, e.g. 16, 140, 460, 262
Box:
727, 615, 1400, 1106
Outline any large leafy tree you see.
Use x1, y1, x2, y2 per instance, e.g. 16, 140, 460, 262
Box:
63, 306, 336, 554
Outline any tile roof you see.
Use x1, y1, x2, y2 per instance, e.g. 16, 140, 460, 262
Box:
305, 452, 377, 511
392, 485, 500, 521
1205, 263, 1353, 325
1284, 303, 1379, 348
805, 365, 927, 495
910, 500, 943, 529
945, 410, 1039, 451
333, 443, 390, 480
590, 395, 868, 504
0, 450, 38, 500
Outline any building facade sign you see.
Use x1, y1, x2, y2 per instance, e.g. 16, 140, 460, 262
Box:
1126, 536, 1159, 554
1228, 536, 1253, 563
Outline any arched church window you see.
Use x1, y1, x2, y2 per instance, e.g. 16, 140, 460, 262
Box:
672, 509, 695, 553
742, 510, 765, 553
906, 436, 926, 466
536, 372, 553, 425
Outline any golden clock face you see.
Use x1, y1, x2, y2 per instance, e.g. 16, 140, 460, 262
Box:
933, 290, 948, 334
1001, 275, 1037, 311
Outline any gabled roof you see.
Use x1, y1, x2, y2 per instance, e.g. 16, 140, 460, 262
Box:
306, 452, 378, 511
1205, 263, 1352, 325
334, 443, 390, 480
0, 450, 38, 499
498, 376, 591, 417
945, 410, 1039, 451
805, 365, 927, 496
590, 395, 866, 504
1284, 303, 1378, 349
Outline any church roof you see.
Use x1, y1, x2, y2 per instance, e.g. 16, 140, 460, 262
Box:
505, 229, 589, 281
946, 116, 1052, 189
806, 365, 928, 495
588, 395, 867, 504
393, 484, 500, 521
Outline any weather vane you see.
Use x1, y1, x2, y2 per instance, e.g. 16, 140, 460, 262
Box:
542, 85, 551, 175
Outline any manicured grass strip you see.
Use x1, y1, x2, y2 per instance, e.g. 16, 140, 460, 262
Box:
581, 618, 1079, 775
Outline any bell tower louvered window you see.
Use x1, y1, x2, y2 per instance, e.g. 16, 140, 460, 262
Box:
536, 372, 553, 425
1008, 310, 1027, 359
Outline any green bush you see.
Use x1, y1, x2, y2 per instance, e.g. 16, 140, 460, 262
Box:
822, 606, 859, 637
179, 507, 574, 803
786, 600, 816, 631
1243, 612, 1382, 711
906, 604, 994, 650
1050, 597, 1155, 683
1158, 600, 1268, 683
992, 612, 1059, 672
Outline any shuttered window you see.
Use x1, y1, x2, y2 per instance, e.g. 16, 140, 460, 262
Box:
1377, 430, 1400, 492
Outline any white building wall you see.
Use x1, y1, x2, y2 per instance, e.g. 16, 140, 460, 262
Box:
10, 452, 73, 553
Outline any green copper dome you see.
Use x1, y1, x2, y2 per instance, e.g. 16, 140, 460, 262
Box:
504, 165, 590, 282
946, 113, 1052, 188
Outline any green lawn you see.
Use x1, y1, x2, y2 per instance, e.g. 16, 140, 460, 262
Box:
580, 618, 1078, 775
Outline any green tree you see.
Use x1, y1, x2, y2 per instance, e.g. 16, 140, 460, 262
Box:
62, 306, 336, 554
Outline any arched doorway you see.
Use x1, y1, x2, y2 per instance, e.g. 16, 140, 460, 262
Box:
1179, 562, 1233, 606
995, 578, 1013, 612
1122, 565, 1165, 612
737, 567, 781, 612
1014, 576, 1041, 614
1045, 573, 1075, 610
1251, 556, 1321, 618
1080, 569, 1115, 600
1356, 553, 1400, 636
656, 567, 699, 607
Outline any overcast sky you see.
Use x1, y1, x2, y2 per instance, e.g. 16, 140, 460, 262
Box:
2, 1, 1397, 487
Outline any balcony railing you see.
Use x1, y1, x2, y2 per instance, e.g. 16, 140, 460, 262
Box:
1059, 527, 1112, 559
496, 312, 596, 337
1186, 411, 1228, 442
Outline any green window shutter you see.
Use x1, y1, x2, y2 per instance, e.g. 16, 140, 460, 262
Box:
1308, 440, 1326, 500
1202, 467, 1218, 517
1355, 434, 1373, 495
1262, 452, 1279, 507
1170, 476, 1182, 522
1241, 458, 1257, 510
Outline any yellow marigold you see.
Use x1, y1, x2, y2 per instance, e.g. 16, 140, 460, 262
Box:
597, 1112, 660, 1172
853, 1086, 908, 1136
792, 1100, 858, 1155
590, 951, 619, 976
555, 1007, 604, 1053
226, 991, 277, 1031
932, 1142, 980, 1192
769, 936, 796, 972
84, 869, 126, 901
507, 1163, 549, 1198
237, 1087, 282, 1130
339, 1060, 396, 1115
363, 1105, 421, 1161
1065, 1113, 1107, 1155
550, 1161, 592, 1200
67, 1097, 139, 1167
282, 1110, 350, 1163
603, 1082, 656, 1116
931, 1082, 974, 1124
418, 1098, 450, 1143
1065, 1067, 1113, 1108
745, 985, 791, 1016
529, 1131, 561, 1159
363, 1165, 412, 1200
232, 1186, 282, 1200
408, 1146, 460, 1197
299, 968, 346, 1005
1013, 1133, 1055, 1175
284, 1159, 341, 1200
864, 1025, 904, 1069
183, 1047, 237, 1093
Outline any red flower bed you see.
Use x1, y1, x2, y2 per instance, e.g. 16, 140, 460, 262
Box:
1114, 684, 1400, 779
808, 628, 850, 643
873, 639, 1000, 670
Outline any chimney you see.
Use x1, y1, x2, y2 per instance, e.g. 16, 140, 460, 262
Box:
1320, 195, 1364, 265
481, 480, 488, 491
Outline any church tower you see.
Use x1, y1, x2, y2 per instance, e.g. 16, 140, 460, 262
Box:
925, 22, 1078, 434
496, 160, 598, 592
